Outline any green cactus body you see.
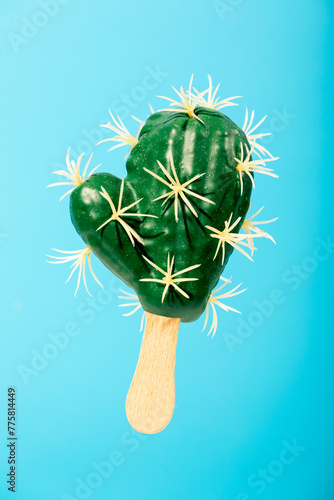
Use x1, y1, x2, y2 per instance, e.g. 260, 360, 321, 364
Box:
70, 107, 252, 323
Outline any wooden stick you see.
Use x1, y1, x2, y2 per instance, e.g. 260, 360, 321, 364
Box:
126, 312, 180, 434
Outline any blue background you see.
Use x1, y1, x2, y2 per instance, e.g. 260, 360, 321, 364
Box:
0, 0, 333, 499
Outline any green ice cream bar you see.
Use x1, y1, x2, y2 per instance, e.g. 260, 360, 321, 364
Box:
48, 76, 279, 434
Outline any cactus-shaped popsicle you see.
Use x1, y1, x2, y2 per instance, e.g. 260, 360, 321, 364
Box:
47, 76, 279, 434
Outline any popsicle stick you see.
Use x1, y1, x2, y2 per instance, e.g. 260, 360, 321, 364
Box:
126, 312, 180, 434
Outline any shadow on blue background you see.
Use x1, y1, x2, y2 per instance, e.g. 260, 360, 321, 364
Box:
0, 0, 333, 499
